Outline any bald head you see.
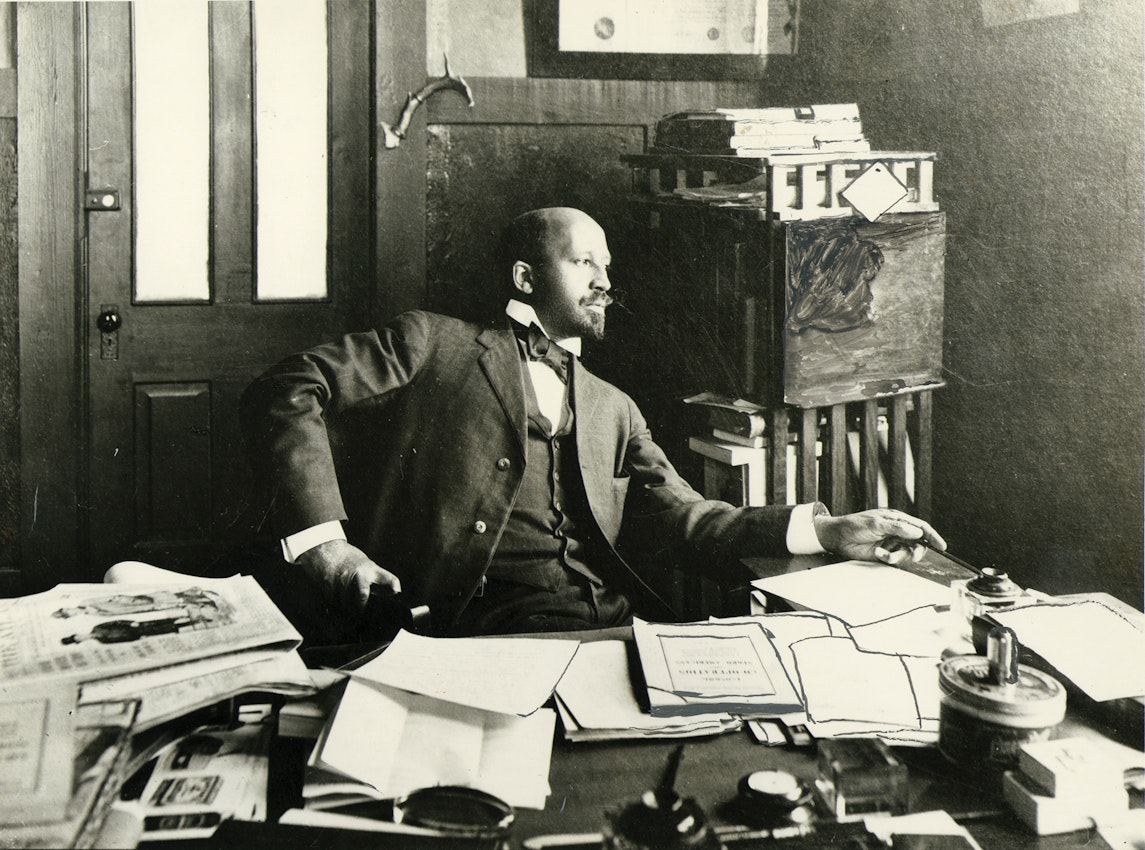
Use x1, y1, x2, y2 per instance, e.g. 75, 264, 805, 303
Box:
501, 207, 605, 271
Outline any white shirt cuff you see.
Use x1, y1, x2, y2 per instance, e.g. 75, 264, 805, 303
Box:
281, 520, 346, 564
786, 502, 829, 555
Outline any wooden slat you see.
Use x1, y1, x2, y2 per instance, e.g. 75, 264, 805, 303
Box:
827, 403, 847, 514
767, 407, 789, 505
210, 3, 253, 305
375, 1, 427, 318
18, 2, 81, 584
859, 400, 879, 510
427, 77, 763, 125
328, 0, 372, 323
798, 407, 817, 503
915, 390, 934, 520
888, 395, 909, 510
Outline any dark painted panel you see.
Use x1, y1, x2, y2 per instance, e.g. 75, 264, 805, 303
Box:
135, 383, 212, 540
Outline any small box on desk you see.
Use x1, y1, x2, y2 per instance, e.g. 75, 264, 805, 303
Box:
1002, 769, 1129, 835
814, 738, 909, 821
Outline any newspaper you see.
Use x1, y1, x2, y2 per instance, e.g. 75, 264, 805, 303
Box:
0, 575, 302, 684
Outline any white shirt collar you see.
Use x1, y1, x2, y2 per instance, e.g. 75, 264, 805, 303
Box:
505, 299, 582, 357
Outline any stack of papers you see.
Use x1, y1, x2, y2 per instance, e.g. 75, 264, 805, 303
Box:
727, 561, 964, 743
554, 640, 741, 740
306, 631, 577, 811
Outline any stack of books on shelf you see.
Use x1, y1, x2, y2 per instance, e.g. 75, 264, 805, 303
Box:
623, 102, 940, 222
653, 103, 870, 158
684, 392, 768, 448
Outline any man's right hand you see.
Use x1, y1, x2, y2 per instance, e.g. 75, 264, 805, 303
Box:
295, 539, 402, 613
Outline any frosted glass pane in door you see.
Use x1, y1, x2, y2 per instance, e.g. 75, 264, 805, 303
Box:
254, 0, 328, 301
134, 1, 210, 303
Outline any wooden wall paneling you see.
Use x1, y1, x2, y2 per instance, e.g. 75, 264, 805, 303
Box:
209, 3, 253, 305
18, 3, 81, 587
328, 0, 372, 323
374, 0, 427, 321
427, 78, 765, 126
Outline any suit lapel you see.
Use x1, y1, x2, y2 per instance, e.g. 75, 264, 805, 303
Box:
477, 325, 528, 454
572, 360, 609, 500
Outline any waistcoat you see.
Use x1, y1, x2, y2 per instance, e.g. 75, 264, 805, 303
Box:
484, 378, 605, 590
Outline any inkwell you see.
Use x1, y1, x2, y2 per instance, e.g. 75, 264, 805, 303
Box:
604, 744, 719, 850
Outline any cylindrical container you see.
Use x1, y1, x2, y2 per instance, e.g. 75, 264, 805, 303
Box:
937, 651, 1065, 773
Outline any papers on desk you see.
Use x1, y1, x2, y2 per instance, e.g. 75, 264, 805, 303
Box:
311, 679, 555, 810
307, 632, 573, 811
711, 613, 942, 744
350, 629, 579, 715
553, 640, 741, 740
750, 560, 956, 627
987, 598, 1145, 701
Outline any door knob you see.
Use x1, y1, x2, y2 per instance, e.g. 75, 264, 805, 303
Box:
97, 308, 122, 333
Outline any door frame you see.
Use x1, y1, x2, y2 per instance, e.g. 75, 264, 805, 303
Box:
17, 0, 429, 589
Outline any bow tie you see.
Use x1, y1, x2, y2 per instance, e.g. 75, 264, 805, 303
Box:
518, 325, 570, 383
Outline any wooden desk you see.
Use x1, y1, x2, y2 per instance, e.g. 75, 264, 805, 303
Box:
183, 554, 1140, 850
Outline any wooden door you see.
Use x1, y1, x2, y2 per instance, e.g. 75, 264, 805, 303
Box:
81, 2, 374, 575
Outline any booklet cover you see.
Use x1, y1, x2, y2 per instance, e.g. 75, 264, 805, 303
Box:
632, 619, 804, 718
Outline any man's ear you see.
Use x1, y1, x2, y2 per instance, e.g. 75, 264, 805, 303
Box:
512, 261, 533, 296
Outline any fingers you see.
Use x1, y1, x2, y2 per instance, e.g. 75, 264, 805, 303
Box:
869, 510, 947, 551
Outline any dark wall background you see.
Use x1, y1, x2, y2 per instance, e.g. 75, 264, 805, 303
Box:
428, 0, 1144, 606
0, 113, 17, 584
781, 0, 1143, 605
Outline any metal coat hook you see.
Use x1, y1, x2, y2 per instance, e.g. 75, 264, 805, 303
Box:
381, 54, 475, 149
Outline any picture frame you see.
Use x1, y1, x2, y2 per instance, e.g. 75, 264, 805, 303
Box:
527, 0, 799, 81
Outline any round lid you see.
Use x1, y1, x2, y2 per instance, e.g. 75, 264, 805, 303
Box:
393, 786, 515, 836
965, 568, 1023, 599
939, 655, 1066, 726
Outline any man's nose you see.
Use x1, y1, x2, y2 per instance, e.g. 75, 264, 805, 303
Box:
592, 266, 611, 291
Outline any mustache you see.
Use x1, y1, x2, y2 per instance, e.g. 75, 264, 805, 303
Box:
583, 290, 628, 312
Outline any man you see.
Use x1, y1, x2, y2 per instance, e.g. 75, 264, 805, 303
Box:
241, 207, 945, 638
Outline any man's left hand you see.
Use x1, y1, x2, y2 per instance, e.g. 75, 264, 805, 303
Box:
814, 509, 947, 565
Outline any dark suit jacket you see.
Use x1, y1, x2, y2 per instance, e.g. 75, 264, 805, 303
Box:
240, 310, 795, 629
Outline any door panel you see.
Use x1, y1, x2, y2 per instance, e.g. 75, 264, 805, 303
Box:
83, 2, 374, 576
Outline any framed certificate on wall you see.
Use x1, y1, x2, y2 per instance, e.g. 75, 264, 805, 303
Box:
528, 0, 799, 80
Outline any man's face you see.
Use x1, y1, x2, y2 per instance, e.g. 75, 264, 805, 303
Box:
528, 215, 613, 342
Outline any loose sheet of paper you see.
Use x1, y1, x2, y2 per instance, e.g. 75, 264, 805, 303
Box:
990, 600, 1145, 701
751, 561, 955, 627
352, 630, 579, 715
792, 636, 926, 728
315, 679, 554, 810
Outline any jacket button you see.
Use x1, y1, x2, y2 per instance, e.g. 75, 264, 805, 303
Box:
497, 457, 511, 470
472, 520, 487, 534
